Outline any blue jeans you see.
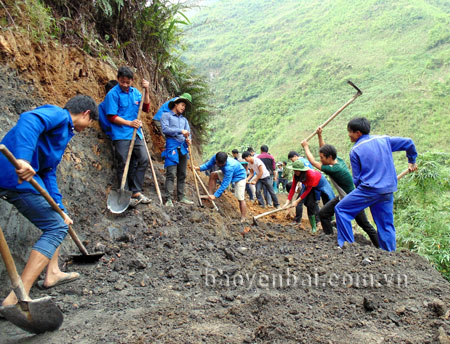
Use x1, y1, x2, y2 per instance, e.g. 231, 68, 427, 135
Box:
0, 189, 68, 259
335, 188, 394, 251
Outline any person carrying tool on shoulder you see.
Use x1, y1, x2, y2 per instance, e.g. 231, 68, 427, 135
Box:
282, 159, 335, 233
194, 152, 247, 222
161, 94, 194, 206
301, 127, 379, 247
0, 95, 98, 306
335, 117, 417, 251
104, 66, 151, 207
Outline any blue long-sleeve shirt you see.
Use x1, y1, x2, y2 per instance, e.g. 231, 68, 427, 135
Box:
200, 156, 247, 198
0, 105, 75, 211
161, 110, 191, 143
350, 134, 417, 194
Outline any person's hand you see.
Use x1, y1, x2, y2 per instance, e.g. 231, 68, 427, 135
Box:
186, 138, 191, 145
293, 199, 300, 207
128, 119, 142, 128
181, 130, 190, 138
250, 180, 257, 185
194, 166, 200, 171
282, 200, 291, 208
301, 140, 308, 148
408, 163, 418, 172
208, 194, 216, 201
142, 79, 149, 90
62, 213, 73, 225
15, 159, 36, 184
316, 126, 323, 135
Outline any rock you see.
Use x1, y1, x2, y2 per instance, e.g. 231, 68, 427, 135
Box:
362, 257, 371, 265
363, 296, 377, 312
395, 305, 406, 315
223, 248, 236, 261
429, 298, 447, 317
114, 282, 126, 291
438, 327, 450, 344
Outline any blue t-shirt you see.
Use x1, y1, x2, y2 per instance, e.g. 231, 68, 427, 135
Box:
98, 100, 112, 138
0, 105, 75, 211
153, 98, 175, 121
200, 156, 246, 198
103, 84, 143, 141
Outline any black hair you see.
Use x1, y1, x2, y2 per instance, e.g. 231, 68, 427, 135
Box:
347, 117, 371, 135
105, 80, 118, 94
294, 171, 307, 183
216, 152, 228, 164
260, 145, 269, 153
319, 144, 337, 160
287, 151, 299, 159
282, 161, 287, 165
247, 147, 254, 153
242, 151, 251, 159
232, 149, 239, 154
117, 66, 134, 79
64, 95, 98, 121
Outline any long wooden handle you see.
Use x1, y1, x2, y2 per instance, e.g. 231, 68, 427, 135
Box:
141, 130, 163, 205
304, 81, 362, 142
0, 225, 30, 302
188, 145, 203, 207
397, 169, 410, 180
0, 145, 89, 255
193, 169, 219, 211
254, 205, 294, 221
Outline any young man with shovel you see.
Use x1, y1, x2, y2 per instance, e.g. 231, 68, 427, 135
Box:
301, 127, 379, 247
195, 152, 247, 221
335, 117, 417, 251
104, 66, 151, 207
161, 95, 194, 206
0, 95, 98, 306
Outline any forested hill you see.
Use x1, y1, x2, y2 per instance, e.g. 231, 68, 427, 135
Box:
184, 0, 449, 161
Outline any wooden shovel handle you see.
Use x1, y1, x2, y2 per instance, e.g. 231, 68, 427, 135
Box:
193, 169, 219, 211
0, 225, 30, 302
0, 145, 89, 256
254, 205, 294, 221
141, 130, 163, 205
188, 145, 203, 207
397, 168, 411, 180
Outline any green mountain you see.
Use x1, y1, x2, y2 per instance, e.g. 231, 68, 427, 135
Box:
184, 0, 449, 162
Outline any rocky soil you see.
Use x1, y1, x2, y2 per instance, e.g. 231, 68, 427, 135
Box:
0, 33, 449, 344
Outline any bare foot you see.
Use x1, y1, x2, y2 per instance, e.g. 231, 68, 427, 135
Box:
2, 291, 18, 307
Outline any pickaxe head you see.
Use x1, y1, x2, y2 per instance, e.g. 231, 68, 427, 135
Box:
347, 80, 362, 96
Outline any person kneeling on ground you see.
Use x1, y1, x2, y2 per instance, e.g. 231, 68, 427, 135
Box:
195, 152, 247, 222
282, 160, 335, 233
0, 95, 98, 306
301, 127, 379, 247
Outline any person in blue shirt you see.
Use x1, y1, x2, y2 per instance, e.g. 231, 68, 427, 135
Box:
153, 93, 191, 135
195, 152, 248, 222
103, 66, 151, 206
0, 95, 98, 307
335, 117, 418, 251
98, 80, 118, 139
160, 94, 194, 206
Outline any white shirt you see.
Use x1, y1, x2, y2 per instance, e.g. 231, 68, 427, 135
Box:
248, 157, 270, 179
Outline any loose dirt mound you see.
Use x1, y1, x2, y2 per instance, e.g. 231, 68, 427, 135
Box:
0, 34, 449, 344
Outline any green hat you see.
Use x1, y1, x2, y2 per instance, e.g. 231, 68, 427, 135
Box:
288, 160, 309, 171
168, 93, 192, 110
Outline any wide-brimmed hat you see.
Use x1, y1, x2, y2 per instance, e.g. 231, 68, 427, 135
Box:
287, 160, 309, 171
168, 93, 192, 110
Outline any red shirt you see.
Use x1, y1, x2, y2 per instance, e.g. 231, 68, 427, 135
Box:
287, 169, 322, 201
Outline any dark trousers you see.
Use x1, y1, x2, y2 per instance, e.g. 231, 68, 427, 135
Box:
165, 148, 188, 201
286, 181, 292, 194
245, 183, 254, 200
277, 178, 287, 192
320, 196, 380, 247
262, 175, 273, 206
114, 138, 148, 193
294, 189, 319, 223
256, 177, 279, 207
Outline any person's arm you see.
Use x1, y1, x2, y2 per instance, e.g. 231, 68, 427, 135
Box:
301, 140, 322, 170
161, 112, 182, 137
214, 169, 232, 198
251, 165, 264, 184
108, 115, 142, 128
141, 79, 150, 111
184, 118, 192, 144
350, 151, 361, 187
199, 156, 216, 172
389, 137, 418, 171
317, 126, 325, 147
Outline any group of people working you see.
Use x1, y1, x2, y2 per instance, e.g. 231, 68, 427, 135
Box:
0, 65, 417, 312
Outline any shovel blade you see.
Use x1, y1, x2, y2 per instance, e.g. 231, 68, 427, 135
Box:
107, 189, 132, 214
0, 296, 63, 334
70, 251, 105, 263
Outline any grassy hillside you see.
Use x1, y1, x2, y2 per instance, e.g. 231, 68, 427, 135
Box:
184, 0, 449, 162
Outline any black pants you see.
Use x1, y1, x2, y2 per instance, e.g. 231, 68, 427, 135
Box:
114, 138, 148, 193
165, 148, 188, 201
319, 196, 380, 247
294, 190, 320, 223
256, 177, 279, 207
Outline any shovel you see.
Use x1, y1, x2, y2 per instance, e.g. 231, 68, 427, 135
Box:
0, 225, 63, 333
107, 89, 146, 214
0, 145, 104, 263
253, 205, 294, 226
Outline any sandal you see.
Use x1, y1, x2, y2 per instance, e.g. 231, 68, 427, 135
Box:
133, 193, 151, 204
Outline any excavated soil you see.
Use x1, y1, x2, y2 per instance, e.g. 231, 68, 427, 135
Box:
0, 33, 449, 344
